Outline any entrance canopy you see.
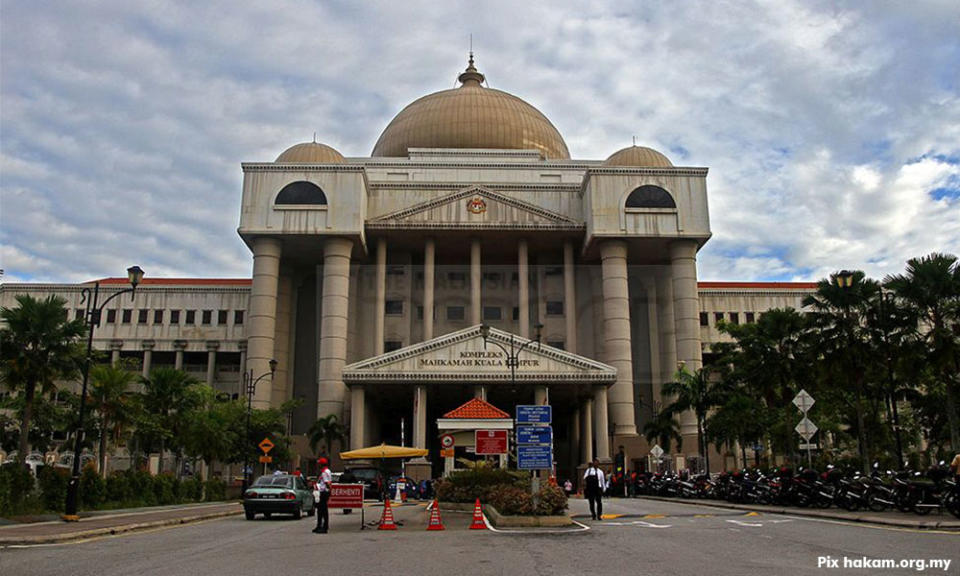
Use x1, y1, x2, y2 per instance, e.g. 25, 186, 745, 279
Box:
343, 325, 617, 385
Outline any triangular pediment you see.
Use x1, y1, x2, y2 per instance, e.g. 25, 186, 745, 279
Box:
344, 325, 616, 384
368, 186, 581, 230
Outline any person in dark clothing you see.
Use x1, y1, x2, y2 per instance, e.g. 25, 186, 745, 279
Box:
312, 457, 332, 534
583, 459, 606, 520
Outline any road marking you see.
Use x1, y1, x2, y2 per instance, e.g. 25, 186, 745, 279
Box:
630, 521, 672, 528
726, 520, 764, 527
600, 514, 623, 519
693, 514, 714, 518
744, 512, 761, 517
643, 514, 666, 519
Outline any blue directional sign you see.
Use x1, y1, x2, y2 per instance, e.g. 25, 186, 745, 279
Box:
516, 405, 552, 424
517, 445, 553, 470
517, 426, 553, 445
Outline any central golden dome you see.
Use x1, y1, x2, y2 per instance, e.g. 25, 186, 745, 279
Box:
371, 57, 570, 160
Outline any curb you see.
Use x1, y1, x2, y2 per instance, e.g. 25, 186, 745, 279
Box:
637, 496, 960, 531
0, 507, 243, 546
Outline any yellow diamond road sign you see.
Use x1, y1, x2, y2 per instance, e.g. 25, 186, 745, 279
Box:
259, 438, 274, 454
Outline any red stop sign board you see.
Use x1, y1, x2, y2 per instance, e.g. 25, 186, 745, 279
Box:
329, 483, 364, 509
475, 430, 508, 455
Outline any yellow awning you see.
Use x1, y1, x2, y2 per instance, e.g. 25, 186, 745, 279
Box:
340, 443, 428, 460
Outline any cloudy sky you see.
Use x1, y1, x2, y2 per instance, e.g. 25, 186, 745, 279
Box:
1, 0, 958, 284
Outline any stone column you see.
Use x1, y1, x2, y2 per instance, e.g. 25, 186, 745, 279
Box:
473, 385, 487, 401
174, 340, 187, 370
247, 237, 282, 408
423, 238, 435, 341
600, 240, 636, 435
656, 274, 677, 410
375, 237, 387, 356
582, 397, 594, 464
518, 239, 529, 337
570, 406, 581, 468
534, 385, 548, 406
642, 277, 662, 404
205, 341, 219, 386
594, 386, 611, 461
413, 385, 427, 449
670, 240, 703, 438
563, 240, 577, 354
350, 385, 365, 450
141, 340, 155, 379
110, 340, 123, 366
238, 340, 248, 378
317, 238, 353, 420
470, 238, 482, 325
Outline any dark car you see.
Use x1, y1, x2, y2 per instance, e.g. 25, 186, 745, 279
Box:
345, 466, 384, 500
243, 474, 316, 520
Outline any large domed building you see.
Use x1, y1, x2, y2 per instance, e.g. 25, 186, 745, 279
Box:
2, 57, 817, 479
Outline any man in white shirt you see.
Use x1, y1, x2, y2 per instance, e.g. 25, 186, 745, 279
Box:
583, 459, 605, 520
313, 457, 333, 534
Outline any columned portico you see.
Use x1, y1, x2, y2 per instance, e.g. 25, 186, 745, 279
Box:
423, 237, 435, 341
470, 238, 482, 325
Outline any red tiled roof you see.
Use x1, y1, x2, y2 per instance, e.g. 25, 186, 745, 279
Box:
698, 281, 817, 289
442, 398, 511, 419
92, 278, 252, 286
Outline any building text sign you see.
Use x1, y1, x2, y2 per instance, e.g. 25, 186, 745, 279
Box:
419, 350, 540, 369
475, 430, 508, 455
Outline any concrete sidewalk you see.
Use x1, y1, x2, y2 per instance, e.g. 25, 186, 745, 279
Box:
0, 502, 242, 546
637, 495, 960, 530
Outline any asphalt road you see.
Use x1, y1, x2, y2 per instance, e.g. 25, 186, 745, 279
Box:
1, 498, 957, 576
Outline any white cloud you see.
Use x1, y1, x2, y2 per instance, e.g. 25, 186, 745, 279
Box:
1, 0, 958, 285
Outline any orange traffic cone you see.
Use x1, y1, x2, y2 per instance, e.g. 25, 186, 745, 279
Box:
469, 498, 486, 530
378, 498, 398, 530
426, 499, 445, 531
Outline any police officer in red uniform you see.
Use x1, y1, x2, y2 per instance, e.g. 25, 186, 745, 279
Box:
312, 457, 332, 534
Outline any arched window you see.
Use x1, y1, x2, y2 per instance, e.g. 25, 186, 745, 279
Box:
275, 181, 327, 205
625, 185, 676, 209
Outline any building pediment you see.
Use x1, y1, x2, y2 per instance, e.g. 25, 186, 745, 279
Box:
343, 325, 616, 384
367, 186, 582, 230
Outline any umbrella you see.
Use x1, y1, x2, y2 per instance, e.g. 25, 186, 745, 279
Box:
340, 443, 428, 460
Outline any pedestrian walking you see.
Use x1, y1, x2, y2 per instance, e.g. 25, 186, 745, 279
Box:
583, 459, 605, 520
312, 457, 332, 534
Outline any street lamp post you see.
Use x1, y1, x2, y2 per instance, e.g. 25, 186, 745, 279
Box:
877, 288, 905, 470
479, 322, 543, 389
241, 359, 277, 494
64, 266, 144, 521
835, 270, 871, 476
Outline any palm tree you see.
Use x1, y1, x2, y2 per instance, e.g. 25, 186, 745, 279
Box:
89, 364, 138, 477
886, 253, 960, 451
804, 270, 881, 474
308, 414, 346, 457
642, 408, 682, 456
0, 295, 85, 464
141, 367, 201, 474
662, 365, 721, 472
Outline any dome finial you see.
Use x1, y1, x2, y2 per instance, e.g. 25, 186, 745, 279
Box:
458, 42, 485, 87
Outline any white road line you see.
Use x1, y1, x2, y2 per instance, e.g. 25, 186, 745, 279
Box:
726, 520, 764, 527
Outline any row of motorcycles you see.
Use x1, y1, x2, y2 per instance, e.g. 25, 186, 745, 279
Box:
627, 462, 960, 518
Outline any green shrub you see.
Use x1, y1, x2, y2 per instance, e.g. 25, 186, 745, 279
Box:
535, 482, 568, 516
106, 471, 134, 503
436, 468, 527, 503
129, 469, 157, 506
38, 466, 70, 511
0, 464, 35, 516
153, 474, 176, 505
204, 479, 226, 501
181, 477, 203, 501
79, 466, 106, 508
487, 486, 534, 516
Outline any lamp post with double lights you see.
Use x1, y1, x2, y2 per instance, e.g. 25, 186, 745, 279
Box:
241, 359, 277, 493
64, 266, 145, 520
479, 323, 543, 389
877, 287, 905, 470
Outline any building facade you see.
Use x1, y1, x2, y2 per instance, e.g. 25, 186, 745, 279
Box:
0, 59, 816, 478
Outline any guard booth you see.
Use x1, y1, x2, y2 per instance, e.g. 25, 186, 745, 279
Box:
436, 398, 513, 476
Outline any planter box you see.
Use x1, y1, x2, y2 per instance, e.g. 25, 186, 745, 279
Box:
437, 501, 573, 527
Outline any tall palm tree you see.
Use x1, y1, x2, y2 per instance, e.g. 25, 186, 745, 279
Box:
662, 365, 721, 472
0, 295, 85, 464
642, 409, 682, 455
141, 367, 201, 474
804, 270, 880, 474
89, 364, 139, 477
886, 253, 960, 450
308, 414, 346, 457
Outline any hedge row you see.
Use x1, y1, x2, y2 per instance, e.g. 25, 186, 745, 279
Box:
0, 465, 228, 517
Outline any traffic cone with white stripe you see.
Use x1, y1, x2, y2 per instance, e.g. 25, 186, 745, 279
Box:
469, 498, 486, 530
378, 498, 398, 530
426, 499, 445, 531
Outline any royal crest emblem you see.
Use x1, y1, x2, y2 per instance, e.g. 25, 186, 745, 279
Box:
466, 196, 487, 214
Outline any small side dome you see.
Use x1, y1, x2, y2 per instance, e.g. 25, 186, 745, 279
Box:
275, 142, 345, 163
603, 145, 673, 168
